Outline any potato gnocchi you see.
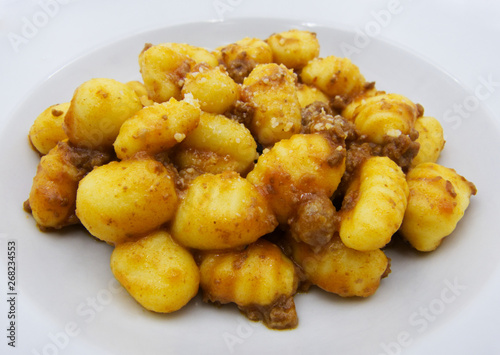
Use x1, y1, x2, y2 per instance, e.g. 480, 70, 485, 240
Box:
24, 29, 476, 330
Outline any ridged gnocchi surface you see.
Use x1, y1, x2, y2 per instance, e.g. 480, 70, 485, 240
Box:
171, 112, 258, 175
287, 234, 390, 297
301, 55, 366, 97
171, 171, 277, 250
400, 163, 477, 251
113, 97, 201, 160
344, 93, 419, 144
27, 140, 111, 230
247, 133, 346, 225
340, 156, 409, 251
199, 239, 299, 329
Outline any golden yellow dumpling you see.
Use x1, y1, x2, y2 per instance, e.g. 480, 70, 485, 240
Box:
301, 55, 366, 98
344, 93, 418, 144
76, 157, 178, 245
411, 116, 445, 167
27, 141, 111, 230
215, 37, 273, 83
247, 133, 345, 224
399, 163, 476, 251
199, 239, 299, 329
171, 171, 277, 250
111, 230, 199, 313
339, 156, 409, 251
242, 63, 302, 146
181, 64, 240, 114
266, 29, 320, 69
114, 97, 201, 160
29, 102, 70, 155
64, 78, 142, 149
172, 112, 258, 175
287, 234, 390, 297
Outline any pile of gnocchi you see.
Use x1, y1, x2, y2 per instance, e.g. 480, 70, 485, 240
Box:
25, 29, 476, 329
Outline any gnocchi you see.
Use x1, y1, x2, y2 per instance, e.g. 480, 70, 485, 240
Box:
171, 111, 258, 175
24, 28, 476, 330
171, 171, 277, 250
286, 233, 390, 297
113, 97, 201, 160
241, 63, 302, 146
64, 78, 143, 149
399, 163, 477, 251
111, 230, 199, 313
29, 102, 70, 155
199, 239, 299, 329
339, 156, 409, 251
76, 156, 178, 245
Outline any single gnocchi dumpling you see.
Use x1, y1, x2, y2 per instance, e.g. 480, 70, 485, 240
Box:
199, 239, 299, 329
76, 157, 178, 245
247, 133, 346, 225
344, 93, 419, 144
162, 42, 219, 67
27, 142, 81, 229
339, 156, 409, 251
266, 29, 320, 69
296, 83, 330, 109
29, 102, 70, 155
399, 163, 477, 252
139, 42, 217, 104
215, 37, 273, 83
181, 63, 240, 114
301, 55, 366, 98
64, 78, 143, 149
242, 63, 302, 146
286, 233, 390, 297
114, 97, 201, 160
27, 140, 112, 230
171, 112, 258, 175
111, 230, 199, 313
139, 43, 195, 103
411, 116, 445, 167
170, 171, 277, 250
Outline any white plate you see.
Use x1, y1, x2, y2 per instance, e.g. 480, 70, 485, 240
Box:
0, 18, 499, 355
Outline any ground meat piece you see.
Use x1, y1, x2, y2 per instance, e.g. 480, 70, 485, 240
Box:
24, 141, 113, 231
333, 127, 420, 202
301, 101, 333, 124
381, 129, 420, 173
221, 51, 257, 84
330, 95, 349, 113
224, 100, 255, 126
241, 294, 298, 330
166, 59, 193, 87
301, 101, 358, 145
288, 193, 339, 251
64, 143, 114, 172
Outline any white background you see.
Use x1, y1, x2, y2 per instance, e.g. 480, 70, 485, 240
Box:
1, 0, 499, 354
